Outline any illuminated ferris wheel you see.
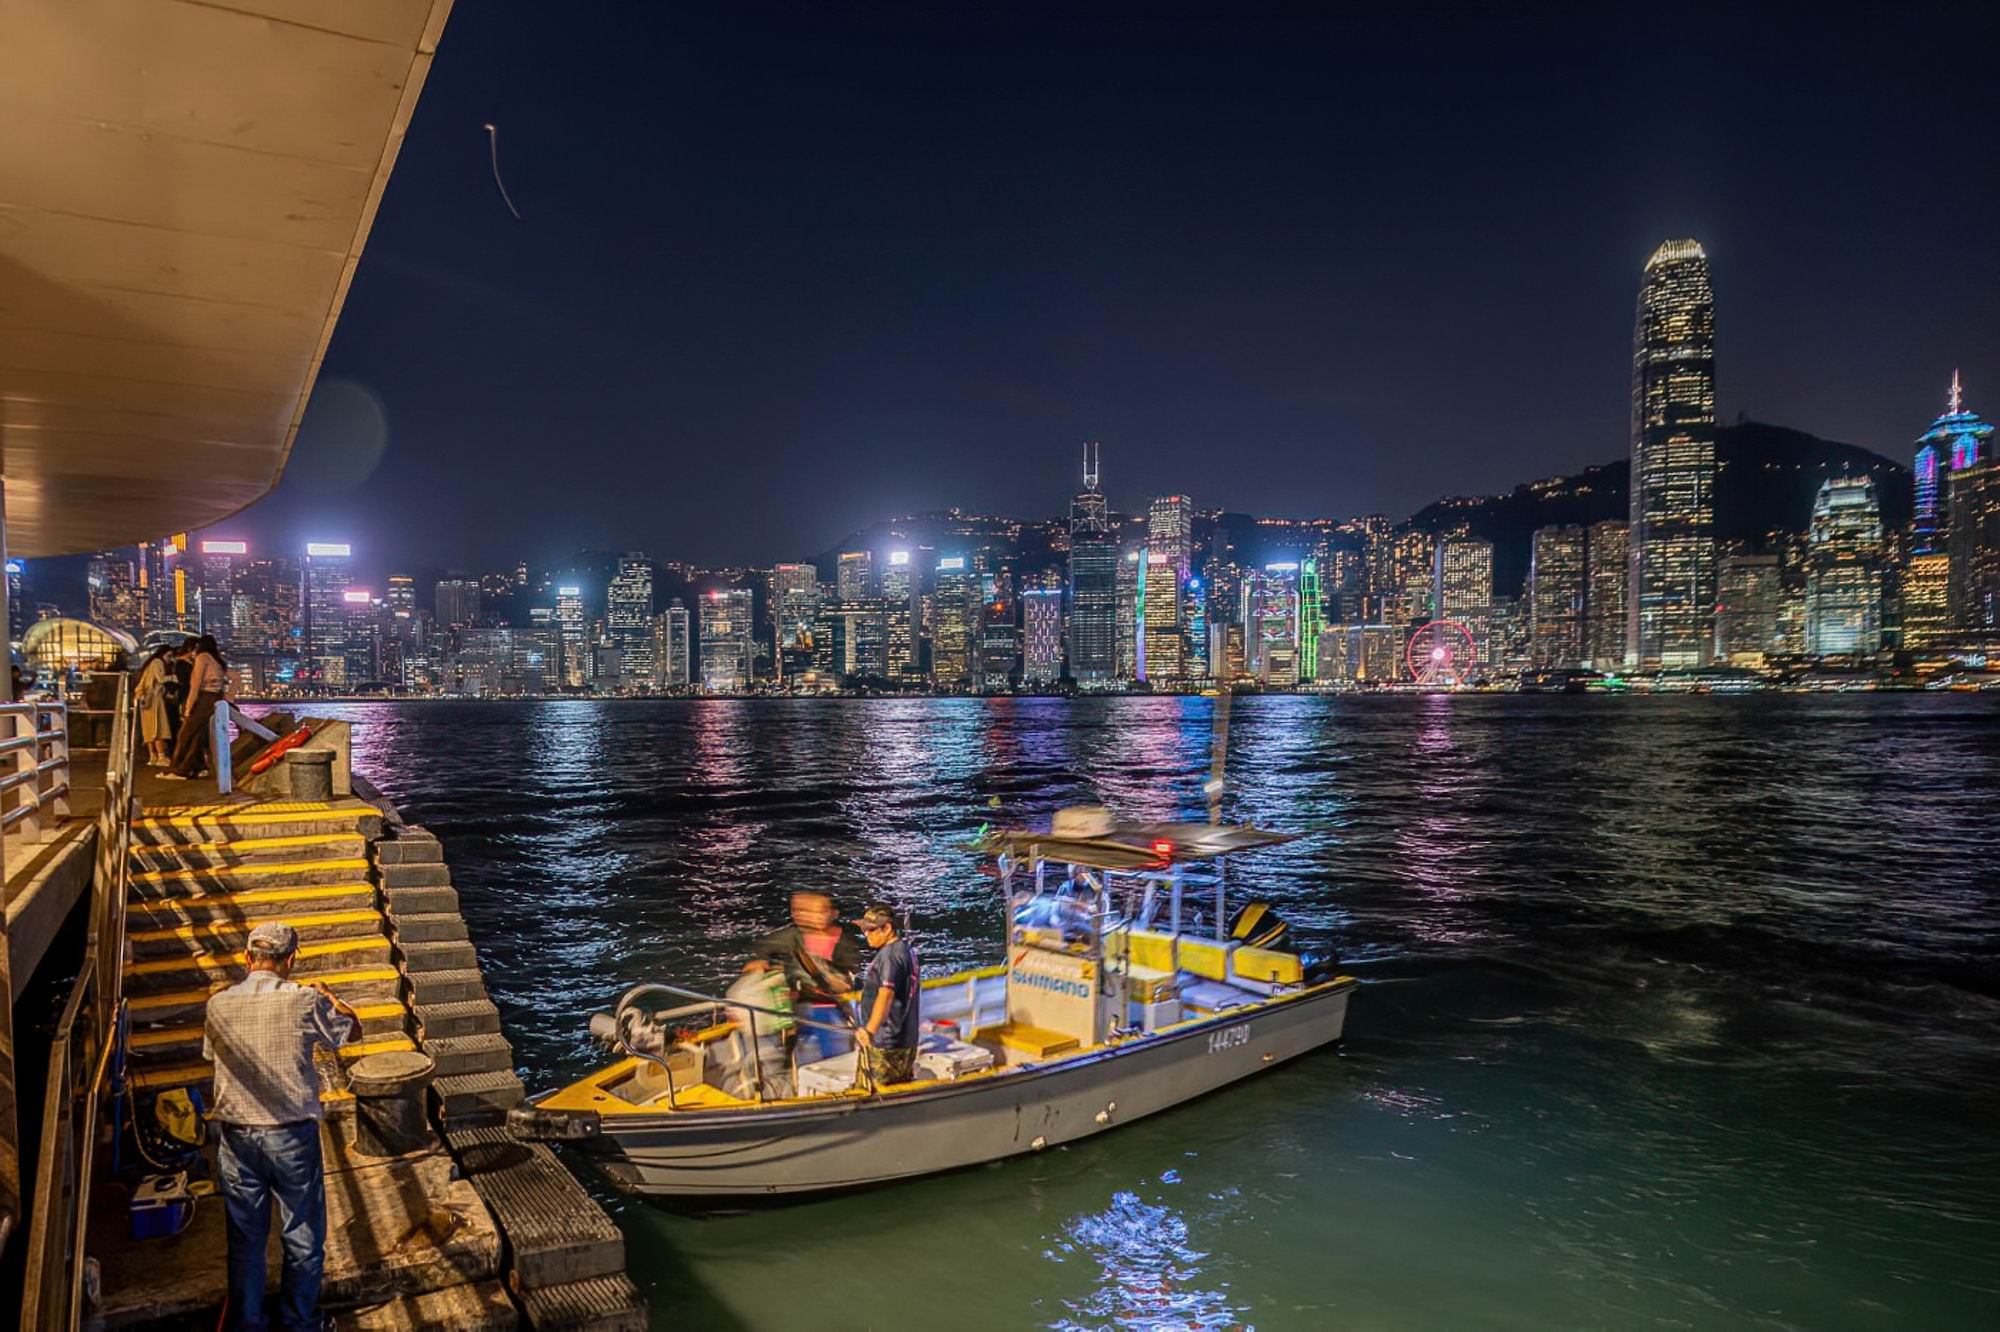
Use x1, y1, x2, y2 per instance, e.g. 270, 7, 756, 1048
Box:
1406, 620, 1477, 687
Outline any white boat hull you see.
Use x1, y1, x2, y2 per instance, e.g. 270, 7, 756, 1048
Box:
580, 980, 1352, 1197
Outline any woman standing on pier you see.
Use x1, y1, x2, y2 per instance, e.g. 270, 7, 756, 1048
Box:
166, 636, 229, 780
135, 645, 174, 767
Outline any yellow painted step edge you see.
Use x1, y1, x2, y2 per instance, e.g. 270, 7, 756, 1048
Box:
129, 1002, 409, 1047
127, 883, 378, 915
130, 857, 371, 885
137, 801, 343, 818
128, 1037, 419, 1090
126, 967, 404, 1011
127, 909, 385, 946
125, 936, 389, 978
129, 832, 364, 860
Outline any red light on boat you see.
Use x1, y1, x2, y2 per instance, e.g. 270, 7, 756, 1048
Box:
1152, 839, 1174, 858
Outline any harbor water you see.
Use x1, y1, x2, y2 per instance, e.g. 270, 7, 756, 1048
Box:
314, 696, 2000, 1330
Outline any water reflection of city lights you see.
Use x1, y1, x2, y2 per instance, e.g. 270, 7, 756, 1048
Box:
1048, 1188, 1248, 1331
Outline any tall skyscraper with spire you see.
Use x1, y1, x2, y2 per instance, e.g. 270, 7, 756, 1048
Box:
1627, 239, 1717, 670
1912, 371, 1993, 555
1067, 442, 1117, 685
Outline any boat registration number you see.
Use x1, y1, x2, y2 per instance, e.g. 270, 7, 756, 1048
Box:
1206, 1024, 1251, 1054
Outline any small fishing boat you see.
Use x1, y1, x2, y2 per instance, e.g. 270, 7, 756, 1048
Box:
511, 807, 1356, 1197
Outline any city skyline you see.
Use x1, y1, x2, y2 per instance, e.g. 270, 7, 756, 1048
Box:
196, 3, 1995, 572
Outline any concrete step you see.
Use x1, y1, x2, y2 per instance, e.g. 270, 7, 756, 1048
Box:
433, 1070, 525, 1127
384, 884, 460, 917
376, 861, 452, 889
123, 936, 395, 994
447, 1127, 625, 1291
125, 966, 405, 1027
425, 1033, 515, 1078
333, 1279, 519, 1331
128, 1034, 419, 1092
516, 1274, 646, 1332
127, 881, 379, 927
130, 801, 384, 846
408, 968, 489, 1006
391, 912, 469, 945
399, 939, 480, 973
128, 831, 370, 873
128, 1000, 411, 1058
415, 998, 502, 1041
125, 908, 386, 959
129, 855, 374, 895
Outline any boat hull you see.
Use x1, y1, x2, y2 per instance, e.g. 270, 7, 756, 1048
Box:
582, 981, 1351, 1196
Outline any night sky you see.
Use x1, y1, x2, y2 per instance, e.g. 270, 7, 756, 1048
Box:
233, 1, 1998, 578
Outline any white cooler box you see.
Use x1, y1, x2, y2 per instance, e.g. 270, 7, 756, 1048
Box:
916, 1037, 995, 1082
795, 1049, 860, 1097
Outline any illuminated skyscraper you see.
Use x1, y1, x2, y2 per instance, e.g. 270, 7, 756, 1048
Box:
700, 589, 754, 691
1147, 495, 1193, 573
1243, 563, 1300, 685
654, 599, 691, 689
435, 578, 481, 630
302, 542, 353, 688
978, 598, 1019, 693
608, 553, 655, 688
554, 586, 587, 687
1066, 443, 1117, 685
1804, 477, 1886, 656
1912, 371, 1992, 555
1294, 558, 1322, 681
1715, 555, 1783, 665
1585, 522, 1629, 669
932, 557, 979, 689
1529, 526, 1587, 668
1116, 545, 1146, 683
880, 550, 918, 680
1628, 239, 1718, 669
1902, 552, 1951, 649
1141, 550, 1182, 684
1947, 460, 2000, 631
836, 551, 873, 600
1432, 536, 1492, 618
197, 539, 247, 644
1022, 588, 1063, 685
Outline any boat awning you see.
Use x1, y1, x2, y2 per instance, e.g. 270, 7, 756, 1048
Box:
0, 0, 453, 558
976, 821, 1302, 871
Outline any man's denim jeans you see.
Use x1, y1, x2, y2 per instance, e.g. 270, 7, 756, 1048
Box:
218, 1120, 325, 1331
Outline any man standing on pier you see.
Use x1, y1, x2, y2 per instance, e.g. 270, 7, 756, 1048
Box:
204, 922, 359, 1330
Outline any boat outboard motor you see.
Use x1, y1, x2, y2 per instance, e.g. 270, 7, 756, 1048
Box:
590, 984, 701, 1055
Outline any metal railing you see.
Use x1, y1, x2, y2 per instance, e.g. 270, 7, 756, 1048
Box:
21, 675, 135, 1331
1, 697, 71, 846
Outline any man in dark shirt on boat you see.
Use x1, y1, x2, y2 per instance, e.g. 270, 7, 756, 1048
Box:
854, 903, 920, 1087
753, 890, 863, 1066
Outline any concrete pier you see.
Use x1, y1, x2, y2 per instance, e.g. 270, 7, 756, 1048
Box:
75, 759, 643, 1329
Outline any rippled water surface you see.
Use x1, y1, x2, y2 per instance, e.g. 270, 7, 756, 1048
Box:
308, 696, 2000, 1330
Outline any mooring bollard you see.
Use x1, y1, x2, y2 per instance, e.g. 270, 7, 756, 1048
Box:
286, 746, 335, 800
347, 1050, 438, 1157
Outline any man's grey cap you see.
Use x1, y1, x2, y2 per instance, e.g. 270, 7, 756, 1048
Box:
246, 921, 300, 959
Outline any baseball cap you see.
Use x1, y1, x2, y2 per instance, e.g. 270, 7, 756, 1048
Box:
857, 904, 896, 931
246, 921, 300, 960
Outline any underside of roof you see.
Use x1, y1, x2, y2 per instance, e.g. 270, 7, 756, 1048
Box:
0, 0, 453, 558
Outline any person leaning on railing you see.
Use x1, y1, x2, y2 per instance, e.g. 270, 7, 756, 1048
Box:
163, 636, 228, 781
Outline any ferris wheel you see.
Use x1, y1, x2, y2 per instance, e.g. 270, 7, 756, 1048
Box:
1405, 620, 1477, 687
